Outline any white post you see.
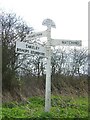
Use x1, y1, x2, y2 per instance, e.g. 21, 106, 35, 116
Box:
45, 27, 51, 112
42, 18, 56, 112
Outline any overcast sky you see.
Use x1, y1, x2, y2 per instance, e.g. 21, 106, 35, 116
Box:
0, 0, 89, 47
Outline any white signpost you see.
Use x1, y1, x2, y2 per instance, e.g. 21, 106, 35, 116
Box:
16, 18, 82, 112
51, 39, 82, 46
42, 19, 82, 112
25, 30, 47, 40
16, 41, 46, 57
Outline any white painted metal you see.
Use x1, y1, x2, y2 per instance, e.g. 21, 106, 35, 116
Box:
45, 27, 52, 112
16, 41, 46, 57
43, 18, 82, 113
15, 18, 82, 113
42, 18, 56, 28
25, 30, 47, 40
51, 39, 82, 46
42, 18, 56, 112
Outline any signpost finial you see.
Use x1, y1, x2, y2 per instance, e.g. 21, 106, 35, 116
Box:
42, 18, 56, 28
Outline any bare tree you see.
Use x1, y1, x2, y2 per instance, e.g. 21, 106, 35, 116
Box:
70, 48, 88, 76
1, 12, 33, 91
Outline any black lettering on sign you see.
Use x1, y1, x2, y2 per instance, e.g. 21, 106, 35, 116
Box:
26, 44, 40, 50
26, 44, 32, 48
17, 48, 29, 53
37, 33, 42, 36
31, 50, 45, 56
62, 41, 79, 45
28, 33, 42, 38
29, 35, 35, 38
69, 41, 78, 45
62, 41, 66, 44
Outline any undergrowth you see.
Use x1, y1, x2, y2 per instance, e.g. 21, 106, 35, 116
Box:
1, 95, 89, 119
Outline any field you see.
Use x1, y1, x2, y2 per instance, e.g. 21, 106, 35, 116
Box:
1, 95, 89, 120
